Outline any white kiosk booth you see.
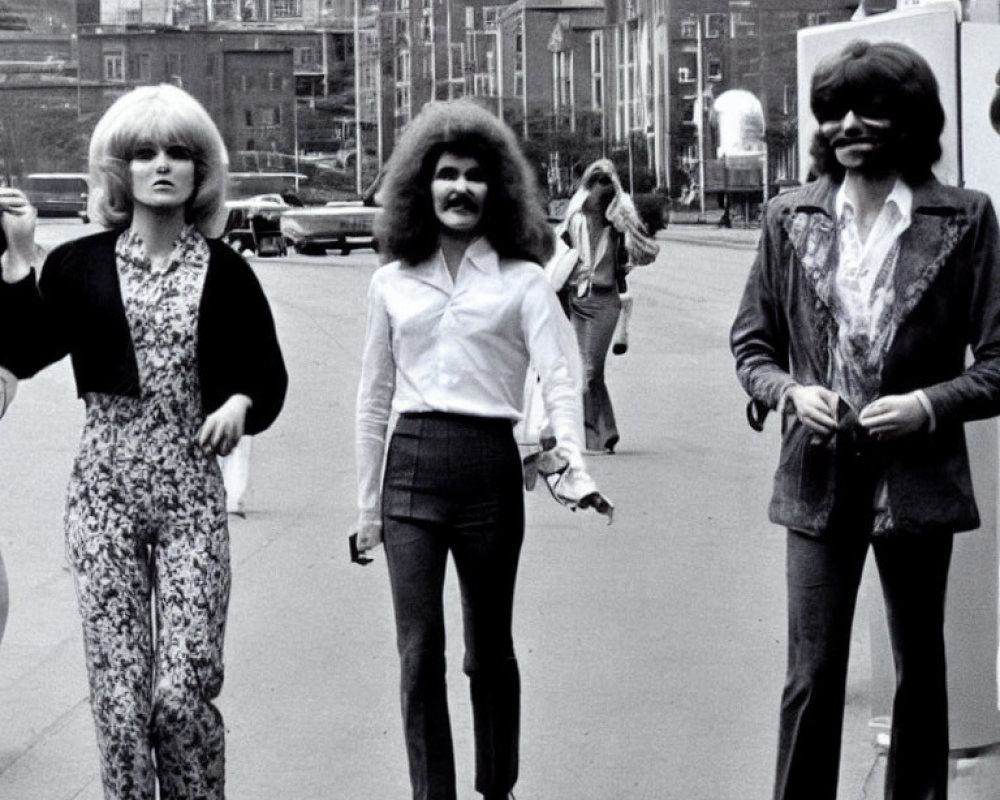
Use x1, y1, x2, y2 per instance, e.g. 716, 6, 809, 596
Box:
798, 2, 1000, 794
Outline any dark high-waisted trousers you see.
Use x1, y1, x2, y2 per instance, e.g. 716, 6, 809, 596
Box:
775, 453, 953, 800
382, 411, 525, 800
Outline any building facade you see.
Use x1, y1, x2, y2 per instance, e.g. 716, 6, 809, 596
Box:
75, 0, 356, 177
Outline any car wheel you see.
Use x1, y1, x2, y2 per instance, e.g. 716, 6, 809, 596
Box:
295, 243, 325, 256
81, 215, 90, 224
340, 246, 352, 256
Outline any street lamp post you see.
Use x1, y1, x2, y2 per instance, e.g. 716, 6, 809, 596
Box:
353, 0, 363, 195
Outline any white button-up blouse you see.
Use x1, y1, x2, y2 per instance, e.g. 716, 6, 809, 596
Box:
355, 237, 586, 531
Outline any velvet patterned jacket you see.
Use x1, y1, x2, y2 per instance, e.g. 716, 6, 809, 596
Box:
731, 176, 1000, 537
0, 228, 287, 435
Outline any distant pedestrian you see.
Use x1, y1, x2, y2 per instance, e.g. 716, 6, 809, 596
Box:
559, 158, 658, 453
0, 84, 287, 800
731, 40, 1000, 800
355, 99, 611, 800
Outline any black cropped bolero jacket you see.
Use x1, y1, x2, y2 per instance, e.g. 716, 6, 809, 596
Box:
0, 229, 288, 436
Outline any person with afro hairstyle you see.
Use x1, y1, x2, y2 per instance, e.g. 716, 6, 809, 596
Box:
355, 99, 611, 800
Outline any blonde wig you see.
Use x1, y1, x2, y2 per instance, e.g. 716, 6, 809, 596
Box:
374, 99, 553, 266
87, 84, 228, 237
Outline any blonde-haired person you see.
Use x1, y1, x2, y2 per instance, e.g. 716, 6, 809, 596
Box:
0, 84, 287, 799
559, 159, 658, 453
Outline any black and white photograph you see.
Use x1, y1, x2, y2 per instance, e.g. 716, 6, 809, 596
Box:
3, 2, 1000, 799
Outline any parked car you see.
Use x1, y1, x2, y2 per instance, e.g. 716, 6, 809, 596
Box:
222, 195, 289, 257
21, 173, 90, 222
279, 200, 380, 255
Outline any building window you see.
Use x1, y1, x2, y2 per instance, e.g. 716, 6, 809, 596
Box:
136, 53, 151, 82
680, 15, 697, 39
553, 50, 573, 111
704, 13, 725, 38
294, 46, 317, 67
167, 52, 183, 82
783, 84, 796, 115
681, 99, 696, 125
677, 66, 693, 84
806, 11, 836, 26
514, 22, 524, 98
731, 11, 758, 38
421, 0, 432, 43
272, 0, 302, 17
395, 15, 409, 42
483, 6, 500, 30
212, 0, 238, 20
590, 30, 604, 110
260, 107, 281, 126
245, 109, 253, 126
268, 72, 281, 91
103, 51, 124, 82
395, 84, 411, 128
736, 47, 761, 75
396, 48, 410, 82
707, 57, 722, 82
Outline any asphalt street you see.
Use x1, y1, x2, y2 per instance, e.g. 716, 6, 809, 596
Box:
0, 218, 882, 799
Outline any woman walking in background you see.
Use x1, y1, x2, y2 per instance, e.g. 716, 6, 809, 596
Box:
560, 159, 657, 453
0, 84, 287, 799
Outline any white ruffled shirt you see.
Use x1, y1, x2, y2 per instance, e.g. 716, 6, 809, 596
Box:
831, 179, 935, 428
355, 237, 590, 537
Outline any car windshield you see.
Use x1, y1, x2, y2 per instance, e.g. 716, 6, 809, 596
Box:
24, 178, 86, 194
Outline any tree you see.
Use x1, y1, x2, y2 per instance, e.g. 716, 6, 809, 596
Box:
0, 97, 90, 181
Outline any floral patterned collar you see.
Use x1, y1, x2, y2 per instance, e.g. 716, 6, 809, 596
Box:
116, 223, 210, 276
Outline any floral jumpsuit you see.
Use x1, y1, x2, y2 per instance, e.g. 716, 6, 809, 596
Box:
64, 227, 230, 800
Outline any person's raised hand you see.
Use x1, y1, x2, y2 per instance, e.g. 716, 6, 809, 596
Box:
0, 188, 38, 283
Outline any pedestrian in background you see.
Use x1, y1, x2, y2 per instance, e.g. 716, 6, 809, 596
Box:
559, 158, 657, 454
731, 40, 1000, 800
0, 84, 287, 800
355, 99, 611, 800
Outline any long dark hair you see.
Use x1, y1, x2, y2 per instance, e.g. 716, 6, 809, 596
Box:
808, 39, 945, 183
374, 99, 554, 266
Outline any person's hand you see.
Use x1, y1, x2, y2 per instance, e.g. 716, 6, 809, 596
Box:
859, 393, 928, 439
355, 519, 383, 552
197, 394, 252, 457
786, 384, 840, 434
0, 189, 38, 283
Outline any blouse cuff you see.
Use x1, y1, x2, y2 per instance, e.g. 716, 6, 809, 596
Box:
914, 389, 936, 433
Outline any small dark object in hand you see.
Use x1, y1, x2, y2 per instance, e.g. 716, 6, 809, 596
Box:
349, 532, 373, 566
